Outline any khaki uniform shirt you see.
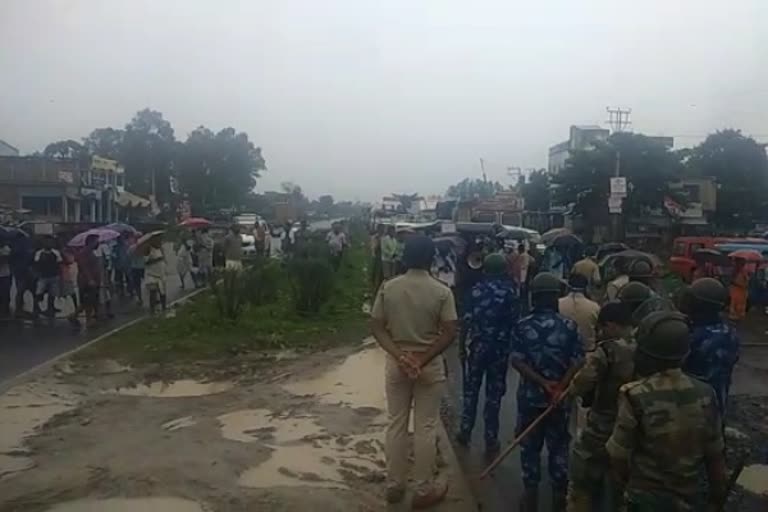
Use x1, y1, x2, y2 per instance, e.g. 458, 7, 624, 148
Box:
371, 269, 457, 352
558, 292, 600, 350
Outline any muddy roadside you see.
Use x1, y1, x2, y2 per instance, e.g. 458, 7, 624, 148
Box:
726, 343, 768, 511
0, 340, 475, 512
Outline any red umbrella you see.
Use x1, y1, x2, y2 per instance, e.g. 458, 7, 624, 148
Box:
179, 217, 212, 228
728, 249, 763, 262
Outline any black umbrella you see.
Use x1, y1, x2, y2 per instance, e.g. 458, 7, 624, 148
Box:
551, 233, 583, 248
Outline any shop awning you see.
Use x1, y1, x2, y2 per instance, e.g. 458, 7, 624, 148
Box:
115, 190, 151, 208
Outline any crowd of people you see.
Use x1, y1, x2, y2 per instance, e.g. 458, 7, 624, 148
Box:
370, 233, 740, 511
0, 226, 222, 326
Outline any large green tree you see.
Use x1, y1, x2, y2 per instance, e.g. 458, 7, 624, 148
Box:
445, 178, 503, 200
553, 132, 682, 226
43, 139, 90, 164
685, 129, 768, 229
520, 169, 550, 211
177, 126, 266, 213
121, 109, 177, 206
83, 127, 124, 160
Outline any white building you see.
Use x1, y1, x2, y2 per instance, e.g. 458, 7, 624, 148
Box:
548, 125, 610, 175
0, 139, 19, 157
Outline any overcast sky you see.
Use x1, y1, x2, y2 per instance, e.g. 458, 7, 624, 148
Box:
1, 1, 767, 201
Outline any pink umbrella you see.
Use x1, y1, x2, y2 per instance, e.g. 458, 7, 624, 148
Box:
68, 227, 121, 247
179, 217, 212, 228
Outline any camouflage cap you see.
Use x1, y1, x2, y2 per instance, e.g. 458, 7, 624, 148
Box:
635, 311, 690, 361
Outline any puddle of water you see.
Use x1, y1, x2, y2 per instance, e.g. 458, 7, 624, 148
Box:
113, 380, 233, 398
282, 347, 386, 409
738, 464, 768, 496
218, 409, 321, 444
238, 431, 384, 489
0, 382, 76, 479
45, 497, 205, 512
162, 416, 197, 431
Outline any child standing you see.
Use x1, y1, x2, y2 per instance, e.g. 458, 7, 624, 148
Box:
60, 249, 78, 314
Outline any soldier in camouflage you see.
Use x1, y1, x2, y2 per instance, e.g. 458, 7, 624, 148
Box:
606, 311, 728, 511
457, 253, 521, 454
681, 277, 740, 421
510, 272, 584, 512
567, 301, 635, 512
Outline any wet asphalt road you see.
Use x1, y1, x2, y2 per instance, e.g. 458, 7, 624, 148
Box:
444, 344, 558, 512
0, 243, 191, 383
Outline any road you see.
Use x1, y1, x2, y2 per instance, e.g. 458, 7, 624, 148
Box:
444, 344, 558, 512
0, 242, 192, 383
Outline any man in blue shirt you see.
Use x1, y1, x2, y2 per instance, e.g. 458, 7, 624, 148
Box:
510, 272, 584, 512
457, 253, 520, 455
681, 278, 740, 421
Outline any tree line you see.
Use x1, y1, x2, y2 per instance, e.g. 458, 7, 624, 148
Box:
41, 108, 266, 217
444, 129, 768, 231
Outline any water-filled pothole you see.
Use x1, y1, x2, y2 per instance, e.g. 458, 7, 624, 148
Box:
738, 464, 768, 496
113, 380, 233, 398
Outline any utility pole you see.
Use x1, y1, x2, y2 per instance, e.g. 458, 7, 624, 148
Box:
606, 107, 632, 241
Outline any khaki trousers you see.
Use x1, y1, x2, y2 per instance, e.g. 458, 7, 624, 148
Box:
385, 354, 445, 492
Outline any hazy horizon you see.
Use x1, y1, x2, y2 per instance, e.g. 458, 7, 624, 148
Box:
2, 0, 767, 201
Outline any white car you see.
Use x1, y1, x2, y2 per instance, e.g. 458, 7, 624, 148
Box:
241, 233, 257, 256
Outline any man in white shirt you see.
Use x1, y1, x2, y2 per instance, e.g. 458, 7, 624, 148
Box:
327, 224, 348, 271
144, 236, 167, 314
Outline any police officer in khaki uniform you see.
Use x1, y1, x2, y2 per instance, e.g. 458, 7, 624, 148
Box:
567, 301, 635, 511
371, 235, 458, 509
606, 312, 728, 511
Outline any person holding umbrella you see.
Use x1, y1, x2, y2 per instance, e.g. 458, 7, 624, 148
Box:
729, 257, 750, 321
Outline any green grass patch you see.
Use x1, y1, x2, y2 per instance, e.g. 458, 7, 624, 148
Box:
79, 241, 371, 364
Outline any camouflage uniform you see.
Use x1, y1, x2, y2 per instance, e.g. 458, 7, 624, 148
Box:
683, 321, 740, 420
511, 311, 584, 493
459, 275, 520, 447
606, 368, 724, 511
567, 330, 635, 511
